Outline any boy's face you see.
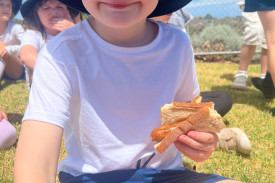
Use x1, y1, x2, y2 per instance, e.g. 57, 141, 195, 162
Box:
0, 0, 12, 21
82, 0, 159, 28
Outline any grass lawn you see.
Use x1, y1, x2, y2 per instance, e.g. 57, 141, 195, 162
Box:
0, 62, 274, 183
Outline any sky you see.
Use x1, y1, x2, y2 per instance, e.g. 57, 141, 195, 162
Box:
15, 0, 242, 20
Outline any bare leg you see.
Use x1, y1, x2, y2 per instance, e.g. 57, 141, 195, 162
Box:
239, 44, 256, 71
258, 10, 275, 86
260, 48, 268, 75
4, 55, 24, 79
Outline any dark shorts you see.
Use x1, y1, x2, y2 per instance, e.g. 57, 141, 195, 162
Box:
59, 168, 232, 183
201, 91, 233, 117
245, 0, 275, 12
2, 70, 26, 80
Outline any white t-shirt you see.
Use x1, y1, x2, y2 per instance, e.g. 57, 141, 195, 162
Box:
0, 20, 24, 56
20, 29, 54, 52
23, 19, 200, 176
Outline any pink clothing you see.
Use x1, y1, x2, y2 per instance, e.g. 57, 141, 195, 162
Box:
0, 119, 17, 150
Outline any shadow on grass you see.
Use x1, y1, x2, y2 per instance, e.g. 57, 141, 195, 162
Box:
7, 113, 24, 125
0, 79, 26, 91
210, 83, 273, 114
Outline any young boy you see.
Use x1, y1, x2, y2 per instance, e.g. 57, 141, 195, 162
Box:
14, 0, 242, 182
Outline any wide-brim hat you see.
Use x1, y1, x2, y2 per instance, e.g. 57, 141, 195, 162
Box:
20, 0, 80, 19
20, 0, 38, 19
58, 0, 192, 18
12, 0, 22, 16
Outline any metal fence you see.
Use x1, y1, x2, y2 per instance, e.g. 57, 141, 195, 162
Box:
181, 0, 261, 59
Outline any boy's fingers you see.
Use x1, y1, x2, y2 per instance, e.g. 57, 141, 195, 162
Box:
186, 131, 218, 143
177, 134, 216, 152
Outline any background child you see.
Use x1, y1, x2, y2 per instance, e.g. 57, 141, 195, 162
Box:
0, 0, 24, 82
19, 0, 80, 87
15, 0, 242, 182
231, 0, 268, 90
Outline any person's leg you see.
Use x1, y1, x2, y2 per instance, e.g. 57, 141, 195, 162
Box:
201, 91, 233, 117
258, 10, 275, 86
260, 48, 268, 77
232, 44, 256, 89
249, 11, 275, 100
0, 119, 17, 150
239, 44, 256, 71
4, 56, 24, 80
251, 48, 268, 90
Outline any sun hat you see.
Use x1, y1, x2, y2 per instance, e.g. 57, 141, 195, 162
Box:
20, 0, 80, 19
20, 0, 39, 19
11, 0, 22, 16
57, 0, 192, 18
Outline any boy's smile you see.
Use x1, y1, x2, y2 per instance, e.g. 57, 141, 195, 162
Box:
102, 1, 138, 10
82, 0, 158, 28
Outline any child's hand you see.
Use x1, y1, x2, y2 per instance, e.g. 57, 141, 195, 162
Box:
0, 47, 9, 60
52, 18, 75, 32
174, 131, 218, 162
0, 110, 8, 121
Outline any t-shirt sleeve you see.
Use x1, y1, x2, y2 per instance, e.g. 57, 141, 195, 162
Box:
23, 46, 72, 128
174, 37, 200, 102
5, 24, 25, 56
20, 30, 42, 51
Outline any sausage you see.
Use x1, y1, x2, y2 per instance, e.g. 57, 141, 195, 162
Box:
150, 122, 182, 142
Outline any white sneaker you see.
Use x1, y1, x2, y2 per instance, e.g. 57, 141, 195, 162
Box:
231, 73, 248, 90
217, 128, 252, 155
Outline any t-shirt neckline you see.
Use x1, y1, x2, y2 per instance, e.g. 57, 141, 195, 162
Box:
82, 19, 162, 54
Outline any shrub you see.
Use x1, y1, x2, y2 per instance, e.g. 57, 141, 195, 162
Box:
191, 24, 242, 51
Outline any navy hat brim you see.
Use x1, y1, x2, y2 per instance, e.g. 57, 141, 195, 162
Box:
58, 0, 192, 18
20, 0, 38, 19
12, 0, 22, 17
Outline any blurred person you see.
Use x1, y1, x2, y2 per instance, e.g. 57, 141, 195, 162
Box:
231, 0, 268, 90
245, 0, 275, 115
0, 109, 17, 150
19, 0, 80, 88
0, 0, 24, 83
169, 8, 193, 33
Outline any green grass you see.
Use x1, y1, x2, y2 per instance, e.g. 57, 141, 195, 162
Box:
0, 62, 274, 183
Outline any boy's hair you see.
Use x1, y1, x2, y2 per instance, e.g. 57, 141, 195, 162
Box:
57, 0, 192, 18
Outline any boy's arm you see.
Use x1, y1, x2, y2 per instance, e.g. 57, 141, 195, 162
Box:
14, 120, 63, 183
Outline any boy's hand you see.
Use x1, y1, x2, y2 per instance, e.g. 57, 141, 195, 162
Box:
0, 110, 8, 121
174, 131, 218, 162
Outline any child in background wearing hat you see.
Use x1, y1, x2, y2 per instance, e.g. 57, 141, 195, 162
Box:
0, 109, 17, 150
15, 0, 242, 182
0, 0, 24, 82
19, 0, 81, 88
